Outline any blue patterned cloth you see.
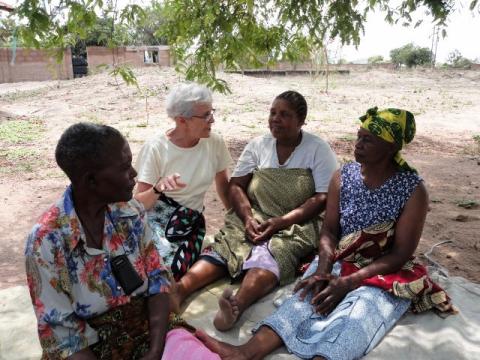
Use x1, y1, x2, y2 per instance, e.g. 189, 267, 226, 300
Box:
256, 259, 411, 360
339, 162, 421, 238
255, 162, 422, 359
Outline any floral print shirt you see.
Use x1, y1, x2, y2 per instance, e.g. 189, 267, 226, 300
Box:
25, 186, 170, 359
339, 162, 421, 238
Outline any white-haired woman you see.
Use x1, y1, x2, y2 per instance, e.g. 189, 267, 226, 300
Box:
135, 82, 232, 282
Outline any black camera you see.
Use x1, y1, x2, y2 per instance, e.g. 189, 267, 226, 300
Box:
110, 254, 144, 295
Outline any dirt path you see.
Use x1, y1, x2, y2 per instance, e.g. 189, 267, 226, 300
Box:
1, 67, 479, 289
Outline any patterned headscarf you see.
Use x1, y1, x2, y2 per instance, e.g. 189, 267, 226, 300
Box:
359, 107, 416, 172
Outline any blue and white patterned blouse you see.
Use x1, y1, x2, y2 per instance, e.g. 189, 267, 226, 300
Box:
339, 162, 421, 238
25, 186, 170, 358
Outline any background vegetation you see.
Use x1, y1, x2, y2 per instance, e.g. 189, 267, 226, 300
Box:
3, 0, 480, 91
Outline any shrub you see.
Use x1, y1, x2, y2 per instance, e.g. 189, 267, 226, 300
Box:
446, 50, 473, 69
390, 43, 432, 68
368, 55, 384, 64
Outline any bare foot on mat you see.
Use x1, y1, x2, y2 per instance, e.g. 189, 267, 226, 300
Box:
213, 288, 240, 331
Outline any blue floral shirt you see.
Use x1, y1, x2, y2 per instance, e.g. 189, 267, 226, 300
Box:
25, 186, 170, 359
339, 162, 421, 238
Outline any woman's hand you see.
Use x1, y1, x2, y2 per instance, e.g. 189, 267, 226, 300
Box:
293, 273, 330, 301
252, 217, 286, 243
245, 216, 262, 241
244, 216, 286, 243
310, 275, 354, 315
155, 173, 187, 193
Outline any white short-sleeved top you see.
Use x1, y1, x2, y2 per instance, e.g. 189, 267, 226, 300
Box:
232, 131, 338, 193
135, 131, 232, 212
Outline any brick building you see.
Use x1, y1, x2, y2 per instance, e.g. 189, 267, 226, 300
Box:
86, 46, 171, 72
0, 48, 74, 83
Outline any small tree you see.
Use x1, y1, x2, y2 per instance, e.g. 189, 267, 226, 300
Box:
0, 16, 20, 47
390, 43, 432, 68
368, 55, 384, 64
446, 49, 473, 68
129, 1, 168, 46
407, 47, 431, 67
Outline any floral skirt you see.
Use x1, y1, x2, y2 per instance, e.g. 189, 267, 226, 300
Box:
87, 297, 194, 360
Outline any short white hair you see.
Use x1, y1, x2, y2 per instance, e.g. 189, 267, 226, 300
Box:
165, 82, 212, 118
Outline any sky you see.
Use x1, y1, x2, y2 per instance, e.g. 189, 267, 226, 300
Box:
5, 0, 478, 63
334, 1, 480, 63
129, 0, 480, 64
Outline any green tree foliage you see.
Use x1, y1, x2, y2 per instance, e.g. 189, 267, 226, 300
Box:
15, 0, 144, 62
368, 55, 384, 64
445, 49, 473, 68
0, 16, 19, 47
159, 0, 475, 92
70, 2, 166, 57
14, 0, 480, 92
130, 1, 168, 46
389, 43, 432, 68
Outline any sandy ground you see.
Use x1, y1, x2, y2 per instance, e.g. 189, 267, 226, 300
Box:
0, 67, 479, 290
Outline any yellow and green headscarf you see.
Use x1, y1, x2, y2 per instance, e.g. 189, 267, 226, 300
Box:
359, 107, 416, 172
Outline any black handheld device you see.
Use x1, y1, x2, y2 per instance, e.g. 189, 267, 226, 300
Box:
110, 254, 144, 295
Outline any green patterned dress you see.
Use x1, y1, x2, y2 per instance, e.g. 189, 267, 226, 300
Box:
210, 168, 321, 285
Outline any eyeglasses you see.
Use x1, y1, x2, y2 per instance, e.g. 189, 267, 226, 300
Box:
190, 109, 216, 122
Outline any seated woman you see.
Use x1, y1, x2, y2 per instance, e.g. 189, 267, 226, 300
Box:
25, 123, 219, 359
172, 90, 338, 330
134, 82, 232, 281
195, 107, 455, 359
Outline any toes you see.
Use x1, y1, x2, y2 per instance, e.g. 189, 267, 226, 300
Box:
222, 287, 234, 299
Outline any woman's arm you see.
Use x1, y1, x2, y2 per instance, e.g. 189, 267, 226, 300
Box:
134, 175, 186, 210
140, 293, 170, 360
135, 182, 161, 211
315, 171, 341, 274
229, 174, 262, 240
311, 181, 429, 314
254, 192, 328, 243
215, 169, 230, 210
138, 209, 173, 360
346, 182, 429, 287
294, 171, 341, 299
26, 231, 99, 359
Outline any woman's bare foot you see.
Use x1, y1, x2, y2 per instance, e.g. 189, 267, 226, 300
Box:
195, 330, 249, 360
213, 288, 240, 331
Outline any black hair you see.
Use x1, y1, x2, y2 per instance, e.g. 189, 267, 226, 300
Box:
55, 122, 125, 181
276, 90, 308, 123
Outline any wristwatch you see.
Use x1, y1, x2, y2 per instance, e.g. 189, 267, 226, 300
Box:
152, 185, 162, 195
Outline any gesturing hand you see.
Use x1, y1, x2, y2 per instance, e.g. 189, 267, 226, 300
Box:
310, 275, 353, 315
293, 273, 331, 302
155, 173, 187, 192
